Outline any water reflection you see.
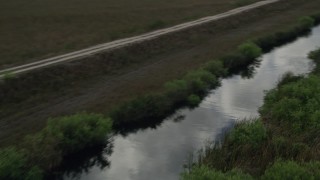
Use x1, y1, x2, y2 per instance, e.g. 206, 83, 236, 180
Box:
51, 138, 113, 180
63, 26, 320, 180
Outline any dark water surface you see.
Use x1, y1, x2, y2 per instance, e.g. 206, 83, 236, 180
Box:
63, 26, 320, 180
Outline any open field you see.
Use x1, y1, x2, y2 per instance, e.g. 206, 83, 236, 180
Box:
0, 0, 277, 77
1, 0, 320, 147
0, 0, 259, 68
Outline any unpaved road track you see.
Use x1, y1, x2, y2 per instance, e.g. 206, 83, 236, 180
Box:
0, 0, 279, 77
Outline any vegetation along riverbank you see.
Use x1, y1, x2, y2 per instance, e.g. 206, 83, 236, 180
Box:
181, 33, 320, 180
1, 12, 320, 179
1, 0, 320, 147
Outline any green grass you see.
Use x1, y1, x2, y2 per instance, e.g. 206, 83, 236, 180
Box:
0, 0, 261, 67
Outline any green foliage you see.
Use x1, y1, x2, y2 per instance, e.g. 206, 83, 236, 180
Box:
237, 42, 262, 60
184, 70, 218, 93
276, 72, 302, 88
254, 16, 316, 52
309, 49, 320, 59
0, 147, 27, 179
299, 16, 315, 29
23, 113, 112, 170
112, 69, 219, 127
25, 166, 43, 180
260, 75, 320, 133
222, 42, 261, 71
262, 160, 320, 180
0, 147, 43, 180
203, 60, 227, 77
165, 79, 190, 104
111, 94, 173, 126
181, 166, 253, 180
45, 113, 112, 154
229, 120, 267, 149
187, 94, 201, 107
308, 48, 320, 73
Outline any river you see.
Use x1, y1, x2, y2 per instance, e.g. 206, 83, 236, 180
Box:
61, 25, 320, 180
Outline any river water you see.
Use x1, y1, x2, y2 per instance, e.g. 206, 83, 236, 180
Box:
62, 26, 320, 180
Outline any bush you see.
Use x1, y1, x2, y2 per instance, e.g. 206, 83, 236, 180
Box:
187, 94, 201, 107
254, 17, 315, 52
308, 48, 320, 60
23, 113, 112, 170
229, 120, 267, 149
0, 147, 43, 180
164, 79, 190, 104
260, 75, 320, 133
184, 70, 218, 93
203, 60, 227, 77
262, 160, 320, 180
181, 166, 253, 180
0, 147, 27, 179
112, 69, 219, 127
111, 94, 173, 127
299, 16, 315, 29
276, 72, 302, 88
45, 113, 112, 154
238, 42, 262, 60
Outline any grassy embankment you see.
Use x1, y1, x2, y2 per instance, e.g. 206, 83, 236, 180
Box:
0, 0, 259, 68
181, 19, 320, 180
0, 12, 318, 179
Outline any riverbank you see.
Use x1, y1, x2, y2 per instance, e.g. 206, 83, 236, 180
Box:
182, 42, 320, 179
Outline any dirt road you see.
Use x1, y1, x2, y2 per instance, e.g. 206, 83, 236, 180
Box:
0, 0, 278, 78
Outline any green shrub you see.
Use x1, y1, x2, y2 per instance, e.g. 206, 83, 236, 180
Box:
299, 16, 315, 29
184, 70, 218, 93
262, 160, 320, 180
164, 79, 190, 104
187, 94, 201, 107
25, 166, 43, 180
203, 60, 227, 77
309, 48, 320, 74
0, 147, 43, 180
237, 42, 262, 60
23, 132, 62, 170
260, 75, 320, 133
229, 120, 267, 148
45, 113, 112, 154
308, 48, 320, 61
0, 147, 27, 179
276, 72, 302, 88
23, 113, 113, 170
181, 166, 253, 180
111, 94, 173, 126
254, 17, 315, 52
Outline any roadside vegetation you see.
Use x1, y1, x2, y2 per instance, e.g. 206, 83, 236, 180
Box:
181, 42, 320, 179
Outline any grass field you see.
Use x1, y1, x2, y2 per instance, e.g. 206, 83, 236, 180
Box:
0, 0, 258, 68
